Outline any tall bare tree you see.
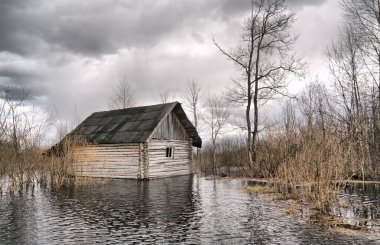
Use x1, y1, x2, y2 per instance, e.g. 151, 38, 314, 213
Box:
327, 25, 367, 136
159, 89, 170, 103
327, 22, 375, 179
182, 80, 201, 131
204, 94, 230, 174
342, 0, 380, 86
213, 0, 303, 172
182, 79, 202, 160
342, 0, 380, 170
108, 76, 136, 109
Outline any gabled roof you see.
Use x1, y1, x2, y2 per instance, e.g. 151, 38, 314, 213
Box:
52, 102, 201, 151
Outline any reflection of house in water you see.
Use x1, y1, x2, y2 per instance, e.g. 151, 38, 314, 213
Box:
48, 102, 202, 180
51, 175, 201, 242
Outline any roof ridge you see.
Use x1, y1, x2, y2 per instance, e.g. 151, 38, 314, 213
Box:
92, 101, 179, 115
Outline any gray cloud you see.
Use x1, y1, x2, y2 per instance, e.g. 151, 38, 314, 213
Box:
1, 0, 213, 56
0, 58, 49, 98
0, 0, 329, 57
0, 63, 41, 81
286, 0, 327, 8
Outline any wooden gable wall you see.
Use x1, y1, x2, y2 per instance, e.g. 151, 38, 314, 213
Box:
151, 111, 190, 141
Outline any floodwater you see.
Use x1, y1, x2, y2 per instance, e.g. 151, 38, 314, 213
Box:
332, 182, 380, 231
0, 176, 379, 244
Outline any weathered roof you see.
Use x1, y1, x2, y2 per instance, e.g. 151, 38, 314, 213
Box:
53, 102, 201, 150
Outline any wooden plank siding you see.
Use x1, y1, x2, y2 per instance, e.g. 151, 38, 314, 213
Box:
151, 111, 189, 141
73, 144, 140, 178
148, 140, 192, 178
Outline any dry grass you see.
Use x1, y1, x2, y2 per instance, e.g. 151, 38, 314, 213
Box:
257, 126, 350, 214
243, 185, 275, 194
0, 135, 107, 194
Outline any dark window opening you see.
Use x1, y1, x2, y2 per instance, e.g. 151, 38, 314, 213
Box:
166, 147, 174, 158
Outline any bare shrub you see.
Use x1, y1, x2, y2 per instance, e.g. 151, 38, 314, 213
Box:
196, 137, 246, 176
45, 135, 101, 189
274, 131, 347, 213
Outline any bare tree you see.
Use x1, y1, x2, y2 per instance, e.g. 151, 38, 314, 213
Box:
0, 86, 51, 193
342, 0, 380, 171
0, 86, 49, 155
327, 25, 367, 132
299, 80, 332, 139
0, 94, 7, 141
0, 86, 31, 154
204, 94, 230, 174
50, 106, 72, 142
182, 79, 202, 161
159, 89, 170, 103
342, 0, 380, 87
213, 0, 303, 172
327, 23, 373, 180
182, 80, 201, 131
108, 76, 136, 109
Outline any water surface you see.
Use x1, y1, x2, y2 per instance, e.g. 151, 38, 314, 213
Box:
332, 182, 380, 231
0, 175, 379, 244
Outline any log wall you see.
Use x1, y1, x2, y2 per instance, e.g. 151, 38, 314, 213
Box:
73, 144, 140, 179
148, 139, 192, 178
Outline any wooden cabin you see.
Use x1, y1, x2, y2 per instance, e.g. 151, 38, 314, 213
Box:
49, 102, 202, 179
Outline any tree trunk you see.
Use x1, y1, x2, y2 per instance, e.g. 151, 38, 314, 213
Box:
212, 142, 216, 175
251, 40, 262, 174
246, 92, 253, 172
251, 83, 258, 169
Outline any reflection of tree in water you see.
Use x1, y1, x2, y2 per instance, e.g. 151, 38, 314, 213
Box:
340, 183, 380, 220
0, 190, 51, 244
1, 194, 31, 243
50, 175, 199, 243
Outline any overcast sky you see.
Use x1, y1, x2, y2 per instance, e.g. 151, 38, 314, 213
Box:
0, 0, 342, 143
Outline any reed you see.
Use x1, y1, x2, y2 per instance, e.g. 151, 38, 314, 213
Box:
0, 135, 105, 194
272, 130, 348, 213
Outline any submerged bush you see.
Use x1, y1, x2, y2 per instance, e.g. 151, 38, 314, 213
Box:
0, 136, 103, 194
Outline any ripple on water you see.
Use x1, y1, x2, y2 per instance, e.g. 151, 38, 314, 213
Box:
0, 175, 379, 244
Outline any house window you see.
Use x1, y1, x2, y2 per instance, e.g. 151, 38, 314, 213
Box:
166, 147, 174, 158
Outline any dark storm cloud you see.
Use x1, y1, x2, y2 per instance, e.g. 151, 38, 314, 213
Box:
0, 0, 210, 56
0, 0, 328, 57
0, 64, 40, 81
0, 51, 49, 97
219, 0, 328, 17
286, 0, 327, 8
